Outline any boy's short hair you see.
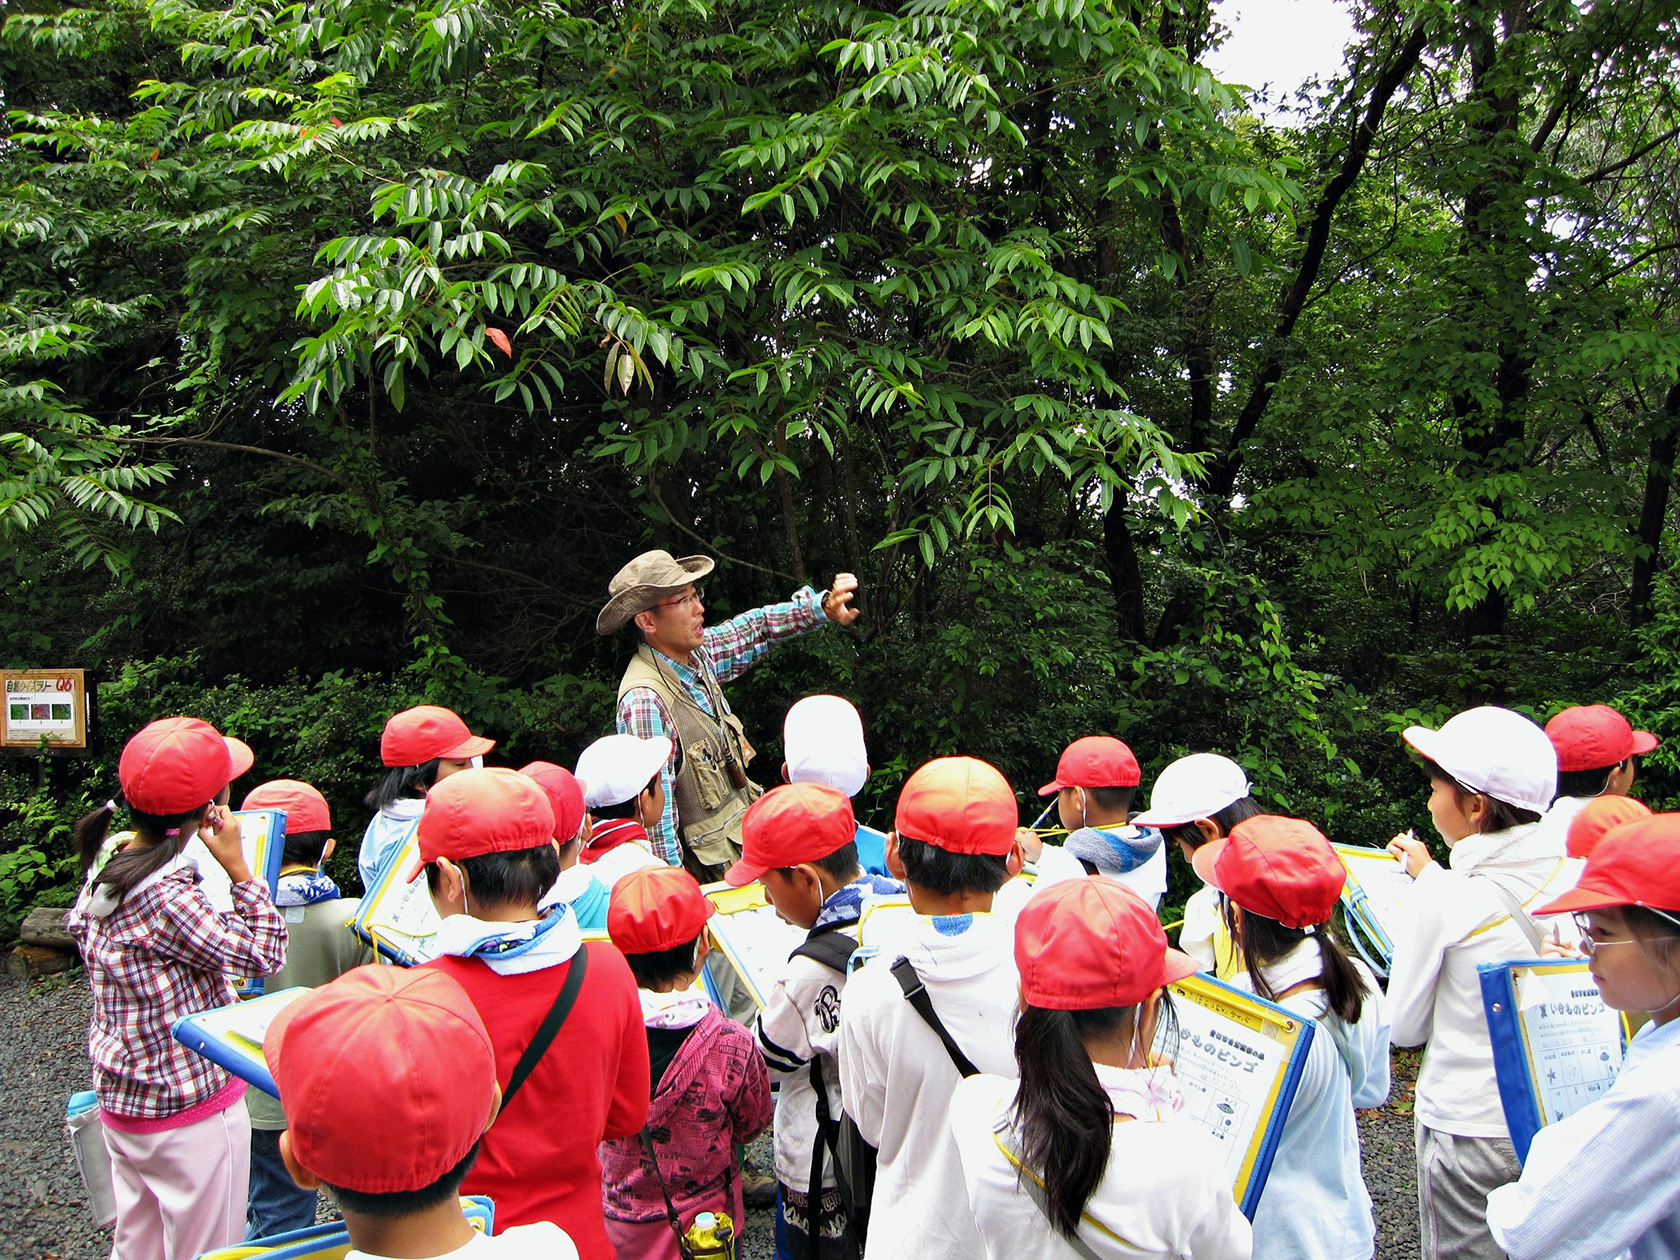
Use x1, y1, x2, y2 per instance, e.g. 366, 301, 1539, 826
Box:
1554, 764, 1621, 800
624, 935, 704, 988
1082, 785, 1136, 815
776, 840, 860, 884
1162, 796, 1260, 850
322, 1140, 481, 1217
425, 845, 560, 909
281, 829, 334, 869
895, 836, 1010, 897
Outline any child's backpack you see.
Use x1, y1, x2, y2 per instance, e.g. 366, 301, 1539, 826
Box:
791, 935, 982, 1260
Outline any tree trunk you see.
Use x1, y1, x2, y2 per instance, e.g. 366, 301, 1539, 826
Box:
1103, 485, 1148, 642
1631, 382, 1680, 626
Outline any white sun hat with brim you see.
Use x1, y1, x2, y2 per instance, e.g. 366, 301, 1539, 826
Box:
596, 550, 715, 635
1130, 753, 1251, 828
783, 695, 869, 799
1402, 705, 1557, 815
575, 734, 674, 809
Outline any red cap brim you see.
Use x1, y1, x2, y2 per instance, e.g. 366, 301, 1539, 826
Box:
1190, 838, 1227, 888
1632, 731, 1660, 756
1535, 882, 1630, 917
722, 859, 768, 888
1162, 946, 1201, 987
1037, 778, 1064, 797
440, 734, 496, 761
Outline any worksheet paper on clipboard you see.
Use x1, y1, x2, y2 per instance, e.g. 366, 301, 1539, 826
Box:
180, 809, 287, 996
172, 986, 310, 1098
1478, 958, 1626, 1163
1165, 973, 1315, 1218
350, 828, 441, 966
700, 882, 808, 1010
1333, 844, 1415, 976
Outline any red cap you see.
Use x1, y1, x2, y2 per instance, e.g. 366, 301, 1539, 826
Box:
1545, 705, 1659, 773
1566, 796, 1653, 860
266, 966, 497, 1193
381, 705, 495, 767
607, 866, 716, 954
119, 717, 233, 815
414, 767, 554, 874
224, 737, 255, 781
895, 756, 1018, 856
1539, 813, 1680, 916
1038, 735, 1142, 796
1017, 878, 1199, 1009
1192, 814, 1346, 930
518, 761, 587, 844
241, 780, 332, 834
726, 783, 857, 887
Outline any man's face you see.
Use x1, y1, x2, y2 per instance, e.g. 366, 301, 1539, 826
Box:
643, 584, 706, 655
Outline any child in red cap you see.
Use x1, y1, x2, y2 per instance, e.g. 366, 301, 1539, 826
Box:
66, 717, 288, 1259
1487, 813, 1680, 1260
1566, 794, 1652, 861
1194, 815, 1390, 1260
600, 867, 772, 1259
267, 964, 577, 1259
417, 767, 648, 1255
239, 778, 377, 1239
1032, 734, 1167, 909
836, 756, 1029, 1260
359, 704, 494, 886
950, 878, 1251, 1260
519, 761, 610, 932
1536, 704, 1659, 854
729, 783, 901, 1258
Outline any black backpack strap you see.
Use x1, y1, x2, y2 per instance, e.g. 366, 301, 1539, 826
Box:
639, 1127, 690, 1252
791, 929, 859, 974
501, 945, 588, 1111
890, 956, 981, 1079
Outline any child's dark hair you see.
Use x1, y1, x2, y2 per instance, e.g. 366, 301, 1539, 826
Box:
1081, 785, 1136, 815
623, 935, 702, 988
365, 759, 444, 813
1554, 763, 1624, 802
74, 801, 206, 905
1419, 758, 1542, 831
1625, 905, 1680, 970
896, 836, 1009, 896
424, 845, 559, 910
1161, 795, 1261, 851
1011, 996, 1180, 1237
775, 840, 860, 883
281, 829, 333, 869
1225, 897, 1369, 1025
322, 1139, 481, 1217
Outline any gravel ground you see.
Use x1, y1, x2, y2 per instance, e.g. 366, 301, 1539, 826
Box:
2, 972, 1414, 1260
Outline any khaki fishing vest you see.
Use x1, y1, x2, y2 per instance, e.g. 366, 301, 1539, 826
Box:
617, 645, 762, 868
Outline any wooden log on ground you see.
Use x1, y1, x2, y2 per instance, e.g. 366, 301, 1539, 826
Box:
18, 905, 74, 951
6, 944, 76, 981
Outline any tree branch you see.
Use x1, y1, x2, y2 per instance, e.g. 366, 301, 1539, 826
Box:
104, 435, 354, 489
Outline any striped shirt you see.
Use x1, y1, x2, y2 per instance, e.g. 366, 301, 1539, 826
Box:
615, 585, 828, 864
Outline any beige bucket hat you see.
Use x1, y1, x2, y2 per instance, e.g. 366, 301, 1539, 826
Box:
597, 550, 716, 634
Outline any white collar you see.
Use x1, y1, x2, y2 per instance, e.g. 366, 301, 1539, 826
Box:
432, 907, 583, 975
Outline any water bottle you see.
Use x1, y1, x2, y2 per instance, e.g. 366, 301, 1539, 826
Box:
682, 1210, 736, 1259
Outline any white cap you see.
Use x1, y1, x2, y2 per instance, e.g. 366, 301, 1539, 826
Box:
783, 695, 869, 798
1402, 706, 1556, 815
575, 734, 673, 809
1130, 753, 1251, 827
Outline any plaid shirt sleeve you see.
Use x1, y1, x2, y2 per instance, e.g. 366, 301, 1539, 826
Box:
701, 585, 829, 685
616, 687, 683, 866
152, 878, 288, 977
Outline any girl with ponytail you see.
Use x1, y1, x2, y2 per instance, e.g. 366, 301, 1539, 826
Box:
950, 878, 1252, 1259
66, 717, 287, 1258
1196, 815, 1391, 1260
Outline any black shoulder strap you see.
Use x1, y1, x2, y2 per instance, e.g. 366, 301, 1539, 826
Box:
792, 929, 859, 974
890, 956, 981, 1078
501, 945, 589, 1111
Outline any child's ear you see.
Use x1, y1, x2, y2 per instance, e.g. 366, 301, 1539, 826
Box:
1192, 817, 1222, 846
782, 762, 791, 784
1005, 841, 1025, 878
320, 836, 337, 864
483, 1080, 504, 1132
279, 1132, 322, 1191
884, 831, 906, 880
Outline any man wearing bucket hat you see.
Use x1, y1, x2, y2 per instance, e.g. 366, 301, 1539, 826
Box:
600, 549, 860, 877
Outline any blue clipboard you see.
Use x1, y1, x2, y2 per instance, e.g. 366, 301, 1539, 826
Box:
171, 986, 311, 1098
855, 823, 890, 877
1332, 844, 1412, 979
179, 808, 287, 997
1478, 958, 1627, 1164
349, 827, 440, 967
198, 1195, 495, 1257
1167, 972, 1316, 1218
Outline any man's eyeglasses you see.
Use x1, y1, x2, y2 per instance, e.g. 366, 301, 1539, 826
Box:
653, 588, 703, 612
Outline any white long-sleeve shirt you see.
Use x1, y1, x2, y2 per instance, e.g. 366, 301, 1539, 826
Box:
837, 911, 1019, 1260
1385, 823, 1582, 1136
1487, 1015, 1680, 1260
1228, 941, 1391, 1260
950, 1068, 1253, 1260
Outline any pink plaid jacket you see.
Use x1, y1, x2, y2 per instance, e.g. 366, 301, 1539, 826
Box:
66, 861, 286, 1119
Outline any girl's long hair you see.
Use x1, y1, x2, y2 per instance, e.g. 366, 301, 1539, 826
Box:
74, 801, 206, 906
364, 758, 442, 813
1227, 898, 1369, 1024
1011, 995, 1179, 1238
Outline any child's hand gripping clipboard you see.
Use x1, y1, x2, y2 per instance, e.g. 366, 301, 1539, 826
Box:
1478, 958, 1628, 1163
700, 881, 810, 1010
181, 808, 288, 996
349, 827, 441, 967
172, 986, 312, 1098
1164, 973, 1317, 1219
